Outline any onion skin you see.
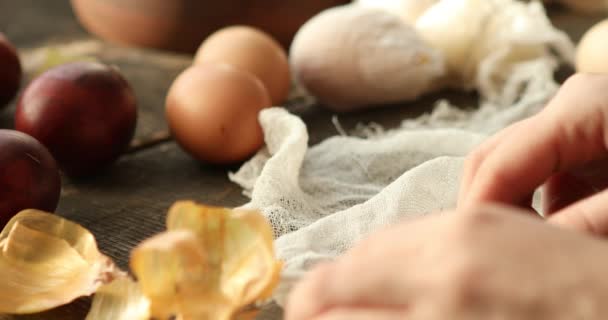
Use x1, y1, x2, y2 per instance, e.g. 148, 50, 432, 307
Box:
0, 33, 22, 109
0, 130, 61, 227
15, 62, 138, 177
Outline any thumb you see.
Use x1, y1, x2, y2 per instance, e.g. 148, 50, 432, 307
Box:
548, 189, 608, 236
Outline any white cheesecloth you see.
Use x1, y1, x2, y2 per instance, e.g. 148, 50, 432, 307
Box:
229, 0, 576, 311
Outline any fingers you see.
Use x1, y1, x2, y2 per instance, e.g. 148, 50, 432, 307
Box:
285, 263, 335, 320
458, 117, 537, 209
461, 73, 608, 206
309, 308, 407, 320
458, 117, 534, 207
548, 189, 608, 236
285, 253, 415, 320
284, 217, 440, 320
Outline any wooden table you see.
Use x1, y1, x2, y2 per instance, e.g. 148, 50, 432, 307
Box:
0, 1, 602, 319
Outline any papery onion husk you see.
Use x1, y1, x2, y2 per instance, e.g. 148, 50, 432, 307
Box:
130, 201, 281, 320
0, 210, 121, 314
85, 276, 150, 320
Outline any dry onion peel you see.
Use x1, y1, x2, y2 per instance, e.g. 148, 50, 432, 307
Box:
0, 209, 122, 314
85, 277, 150, 320
0, 203, 280, 319
166, 201, 281, 303
130, 201, 282, 320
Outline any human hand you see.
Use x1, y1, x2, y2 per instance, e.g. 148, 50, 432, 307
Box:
459, 73, 608, 234
285, 204, 608, 320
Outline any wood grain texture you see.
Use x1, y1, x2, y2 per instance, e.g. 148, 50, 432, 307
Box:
0, 1, 596, 319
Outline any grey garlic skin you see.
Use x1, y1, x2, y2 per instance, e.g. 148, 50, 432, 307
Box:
290, 5, 445, 112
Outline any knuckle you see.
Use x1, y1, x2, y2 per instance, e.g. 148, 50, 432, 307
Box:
308, 262, 335, 286
445, 205, 510, 252
577, 208, 598, 233
432, 237, 491, 312
441, 257, 487, 311
312, 309, 349, 320
562, 73, 594, 89
558, 73, 608, 112
290, 262, 335, 303
347, 236, 377, 260
451, 205, 501, 236
560, 204, 602, 235
437, 207, 512, 310
560, 73, 608, 96
483, 167, 512, 189
285, 263, 336, 320
473, 165, 517, 198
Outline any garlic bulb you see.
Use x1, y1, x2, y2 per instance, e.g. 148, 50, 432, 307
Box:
290, 5, 445, 112
355, 0, 439, 24
415, 0, 574, 100
416, 0, 497, 86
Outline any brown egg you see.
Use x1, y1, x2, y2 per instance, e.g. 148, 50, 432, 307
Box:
70, 0, 351, 53
166, 64, 271, 164
194, 26, 291, 105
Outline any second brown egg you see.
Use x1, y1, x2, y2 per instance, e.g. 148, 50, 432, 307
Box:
194, 26, 291, 105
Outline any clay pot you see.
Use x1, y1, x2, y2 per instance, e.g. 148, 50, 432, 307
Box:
70, 0, 351, 53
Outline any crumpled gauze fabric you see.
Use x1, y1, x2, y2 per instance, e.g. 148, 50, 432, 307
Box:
229, 0, 574, 309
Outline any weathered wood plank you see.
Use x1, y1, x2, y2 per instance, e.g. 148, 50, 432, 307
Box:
0, 1, 598, 319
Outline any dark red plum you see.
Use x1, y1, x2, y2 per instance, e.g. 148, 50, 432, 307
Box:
15, 62, 138, 177
0, 33, 22, 108
0, 129, 61, 228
